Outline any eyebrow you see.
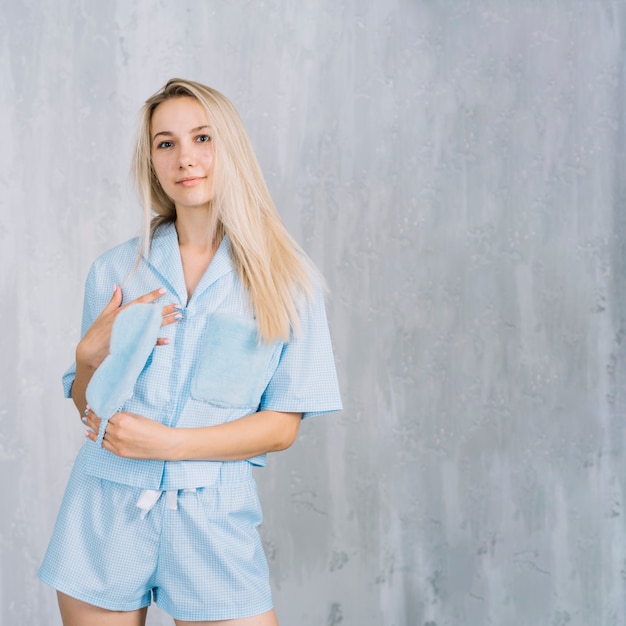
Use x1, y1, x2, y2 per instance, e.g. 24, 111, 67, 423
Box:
152, 125, 211, 142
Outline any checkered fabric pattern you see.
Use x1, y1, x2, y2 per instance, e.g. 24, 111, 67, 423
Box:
39, 455, 273, 620
40, 222, 342, 618
61, 223, 343, 489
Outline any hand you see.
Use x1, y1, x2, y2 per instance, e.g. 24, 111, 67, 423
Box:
84, 408, 181, 461
76, 286, 180, 372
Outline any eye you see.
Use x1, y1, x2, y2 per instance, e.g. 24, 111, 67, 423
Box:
156, 140, 173, 149
196, 134, 211, 143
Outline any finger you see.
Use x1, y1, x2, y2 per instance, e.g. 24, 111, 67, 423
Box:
84, 410, 101, 434
156, 337, 171, 346
161, 312, 182, 327
101, 437, 122, 457
86, 409, 101, 425
160, 303, 183, 328
81, 406, 91, 428
101, 284, 123, 313
161, 303, 182, 317
124, 287, 168, 308
101, 431, 114, 452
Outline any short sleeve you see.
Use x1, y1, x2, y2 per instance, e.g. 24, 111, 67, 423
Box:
61, 362, 76, 398
259, 288, 342, 420
61, 261, 114, 398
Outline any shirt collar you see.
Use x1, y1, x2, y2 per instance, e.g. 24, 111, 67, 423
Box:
147, 222, 234, 305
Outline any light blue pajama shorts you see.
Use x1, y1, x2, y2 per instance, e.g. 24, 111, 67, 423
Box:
38, 457, 273, 621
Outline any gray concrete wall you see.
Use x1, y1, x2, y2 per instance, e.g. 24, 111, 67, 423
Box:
2, 1, 626, 624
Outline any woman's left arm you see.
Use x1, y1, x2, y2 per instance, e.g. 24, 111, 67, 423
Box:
84, 409, 301, 461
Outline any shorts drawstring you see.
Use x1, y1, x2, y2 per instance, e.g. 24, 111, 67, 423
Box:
135, 488, 197, 519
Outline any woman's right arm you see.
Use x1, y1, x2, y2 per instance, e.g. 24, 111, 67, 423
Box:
71, 284, 180, 416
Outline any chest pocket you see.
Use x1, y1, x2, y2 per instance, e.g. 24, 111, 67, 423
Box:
191, 313, 276, 408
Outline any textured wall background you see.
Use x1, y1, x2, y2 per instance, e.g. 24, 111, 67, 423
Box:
2, 1, 626, 625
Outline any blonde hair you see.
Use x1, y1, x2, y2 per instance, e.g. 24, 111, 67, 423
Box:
132, 78, 320, 343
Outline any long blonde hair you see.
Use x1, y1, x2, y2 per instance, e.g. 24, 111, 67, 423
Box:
132, 78, 319, 343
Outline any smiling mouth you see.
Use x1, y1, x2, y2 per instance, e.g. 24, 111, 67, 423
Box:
177, 177, 204, 187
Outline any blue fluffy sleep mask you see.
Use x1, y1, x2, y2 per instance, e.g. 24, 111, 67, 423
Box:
86, 303, 162, 442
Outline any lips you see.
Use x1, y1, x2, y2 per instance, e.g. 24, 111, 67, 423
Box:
176, 176, 204, 187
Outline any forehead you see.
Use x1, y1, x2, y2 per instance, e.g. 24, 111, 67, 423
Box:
150, 96, 209, 133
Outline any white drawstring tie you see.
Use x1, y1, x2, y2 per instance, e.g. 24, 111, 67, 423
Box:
135, 488, 196, 519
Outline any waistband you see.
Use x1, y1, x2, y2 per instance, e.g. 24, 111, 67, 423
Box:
75, 443, 256, 490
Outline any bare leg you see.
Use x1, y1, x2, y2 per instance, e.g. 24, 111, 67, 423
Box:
57, 592, 148, 626
174, 608, 279, 626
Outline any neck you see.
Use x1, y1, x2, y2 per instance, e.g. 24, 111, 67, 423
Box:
174, 207, 218, 250
174, 208, 220, 302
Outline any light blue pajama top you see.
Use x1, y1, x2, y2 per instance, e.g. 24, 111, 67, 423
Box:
63, 222, 342, 490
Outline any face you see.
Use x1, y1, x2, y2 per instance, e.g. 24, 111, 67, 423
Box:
150, 96, 215, 213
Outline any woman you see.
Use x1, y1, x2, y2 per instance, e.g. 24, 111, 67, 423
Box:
39, 78, 342, 626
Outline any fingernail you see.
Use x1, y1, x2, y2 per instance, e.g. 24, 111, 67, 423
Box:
158, 287, 166, 295
85, 430, 91, 437
162, 338, 170, 345
112, 284, 117, 294
174, 313, 183, 320
84, 404, 90, 416
81, 417, 87, 424
173, 304, 183, 311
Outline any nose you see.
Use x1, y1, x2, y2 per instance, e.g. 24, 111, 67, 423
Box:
177, 141, 196, 169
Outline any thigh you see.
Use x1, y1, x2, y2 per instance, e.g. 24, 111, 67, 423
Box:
174, 608, 279, 626
57, 592, 148, 626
